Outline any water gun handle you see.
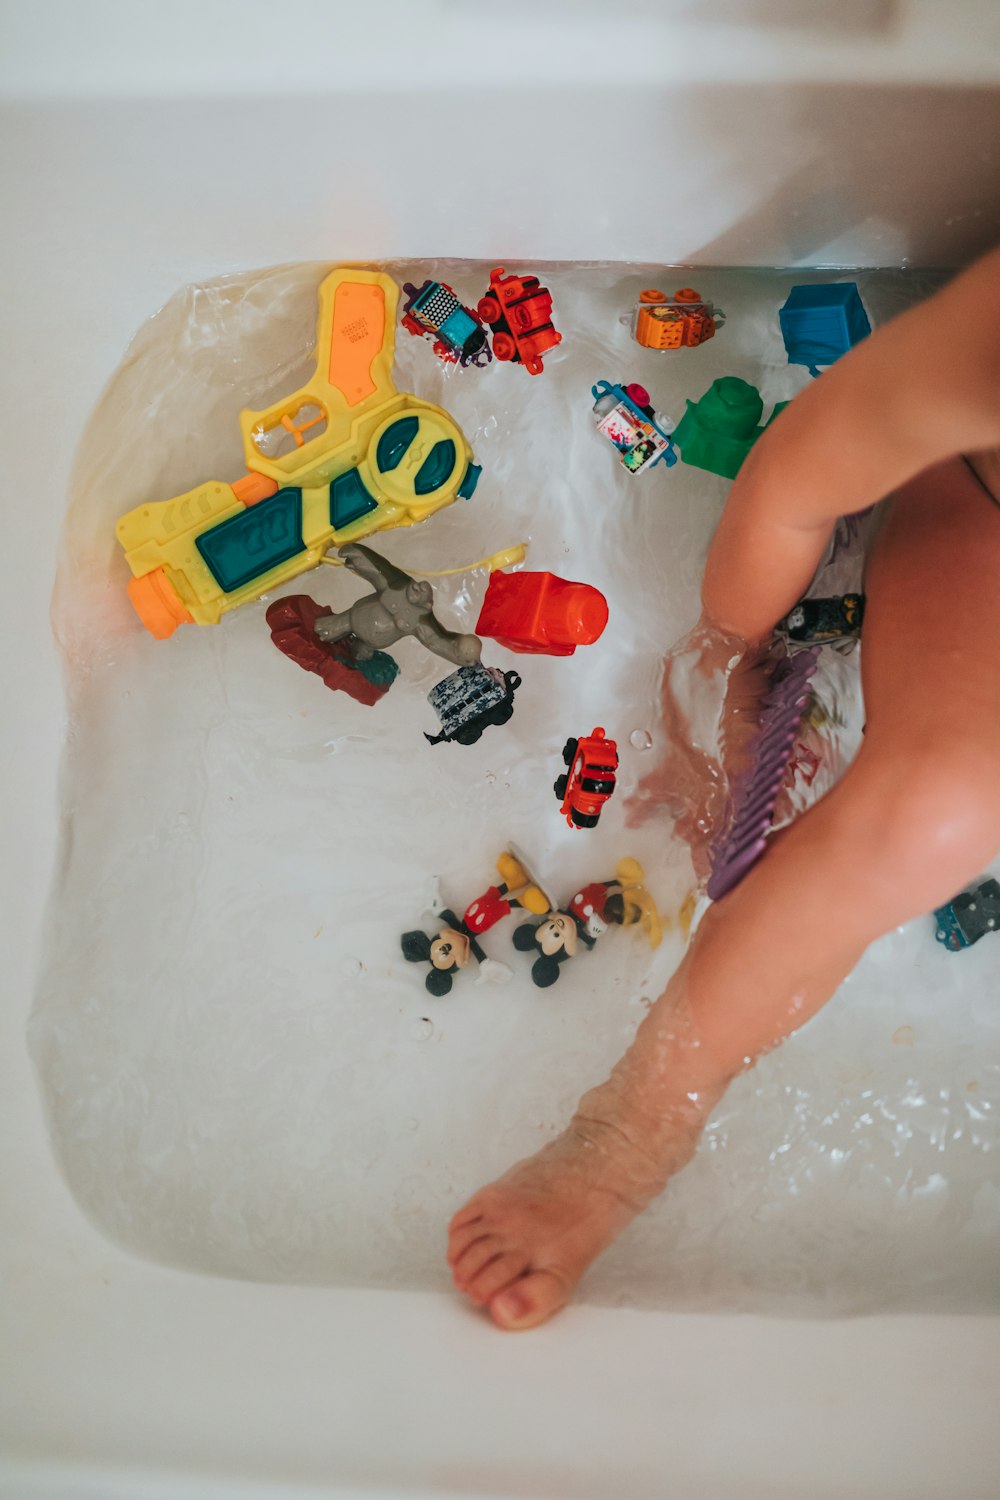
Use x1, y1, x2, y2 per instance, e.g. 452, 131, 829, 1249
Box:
240, 269, 399, 484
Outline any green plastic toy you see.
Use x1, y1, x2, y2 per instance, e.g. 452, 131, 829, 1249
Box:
673, 376, 788, 481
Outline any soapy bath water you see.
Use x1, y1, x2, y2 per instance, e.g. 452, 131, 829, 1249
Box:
31, 261, 1000, 1312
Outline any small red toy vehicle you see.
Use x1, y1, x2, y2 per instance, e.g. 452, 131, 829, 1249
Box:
477, 267, 562, 375
554, 728, 618, 829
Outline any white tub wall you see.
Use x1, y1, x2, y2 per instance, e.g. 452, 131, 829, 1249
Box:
2, 2, 1000, 1496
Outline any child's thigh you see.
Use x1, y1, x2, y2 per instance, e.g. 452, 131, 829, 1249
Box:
862, 456, 1000, 748
847, 455, 1000, 896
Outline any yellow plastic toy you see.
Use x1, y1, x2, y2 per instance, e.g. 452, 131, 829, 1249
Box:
116, 268, 482, 638
615, 857, 665, 949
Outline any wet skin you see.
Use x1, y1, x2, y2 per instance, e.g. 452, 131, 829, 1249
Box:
447, 249, 1000, 1331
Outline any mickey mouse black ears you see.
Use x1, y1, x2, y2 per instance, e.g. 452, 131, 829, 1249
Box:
401, 930, 433, 963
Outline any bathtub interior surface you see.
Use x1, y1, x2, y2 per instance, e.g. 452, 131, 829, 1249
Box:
3, 8, 1000, 1494
29, 258, 999, 1312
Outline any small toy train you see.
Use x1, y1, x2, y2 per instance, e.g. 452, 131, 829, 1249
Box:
401, 280, 490, 367
934, 878, 1000, 951
401, 268, 562, 375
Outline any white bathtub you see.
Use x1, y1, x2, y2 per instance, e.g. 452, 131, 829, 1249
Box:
3, 4, 1000, 1497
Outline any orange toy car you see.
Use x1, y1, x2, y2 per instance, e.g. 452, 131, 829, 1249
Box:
554, 727, 619, 829
477, 267, 562, 375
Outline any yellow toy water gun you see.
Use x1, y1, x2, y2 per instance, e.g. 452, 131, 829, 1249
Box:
116, 268, 482, 638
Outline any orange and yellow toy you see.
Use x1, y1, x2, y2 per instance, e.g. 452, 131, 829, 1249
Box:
116, 268, 482, 638
628, 288, 725, 351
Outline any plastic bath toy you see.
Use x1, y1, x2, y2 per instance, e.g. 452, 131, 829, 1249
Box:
424, 663, 522, 746
312, 543, 481, 669
933, 878, 1000, 951
477, 267, 561, 375
779, 282, 871, 378
707, 649, 820, 901
116, 267, 481, 638
401, 850, 553, 995
512, 858, 662, 989
554, 728, 618, 829
592, 381, 677, 475
401, 279, 490, 367
777, 593, 865, 647
673, 376, 788, 481
265, 594, 399, 704
626, 287, 725, 350
475, 570, 609, 656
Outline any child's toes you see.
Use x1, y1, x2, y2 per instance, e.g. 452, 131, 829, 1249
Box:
447, 1221, 489, 1266
451, 1234, 505, 1287
464, 1250, 530, 1305
489, 1270, 571, 1331
448, 1202, 484, 1233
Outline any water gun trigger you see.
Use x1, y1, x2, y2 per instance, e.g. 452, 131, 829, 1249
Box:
239, 269, 399, 480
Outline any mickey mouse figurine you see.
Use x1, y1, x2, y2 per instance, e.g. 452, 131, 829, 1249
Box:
512, 857, 662, 988
401, 851, 552, 996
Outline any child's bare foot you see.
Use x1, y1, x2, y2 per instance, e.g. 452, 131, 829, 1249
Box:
447, 1112, 667, 1331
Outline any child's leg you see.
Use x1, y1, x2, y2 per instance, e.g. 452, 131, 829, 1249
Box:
447, 458, 1000, 1330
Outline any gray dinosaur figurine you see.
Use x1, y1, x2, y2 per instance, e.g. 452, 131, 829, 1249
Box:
314, 543, 482, 668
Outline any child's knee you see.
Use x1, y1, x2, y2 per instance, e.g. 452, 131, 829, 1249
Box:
858, 742, 1000, 912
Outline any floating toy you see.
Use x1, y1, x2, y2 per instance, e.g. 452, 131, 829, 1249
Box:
424, 663, 522, 746
934, 878, 1000, 952
512, 858, 662, 989
555, 728, 618, 829
592, 381, 677, 475
401, 279, 491, 367
401, 850, 553, 996
312, 543, 481, 668
265, 594, 398, 704
672, 376, 788, 481
475, 570, 609, 656
626, 287, 725, 350
779, 283, 871, 378
707, 649, 819, 901
477, 267, 561, 375
267, 547, 548, 706
777, 593, 865, 647
116, 268, 481, 638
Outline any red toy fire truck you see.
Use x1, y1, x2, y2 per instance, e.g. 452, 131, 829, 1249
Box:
554, 728, 619, 829
477, 267, 562, 375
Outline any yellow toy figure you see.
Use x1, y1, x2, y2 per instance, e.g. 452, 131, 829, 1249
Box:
511, 857, 664, 989
116, 268, 482, 638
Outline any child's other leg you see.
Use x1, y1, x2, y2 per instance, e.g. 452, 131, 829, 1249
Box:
447, 458, 1000, 1331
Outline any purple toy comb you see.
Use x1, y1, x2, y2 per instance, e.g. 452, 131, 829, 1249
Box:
707, 648, 820, 901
